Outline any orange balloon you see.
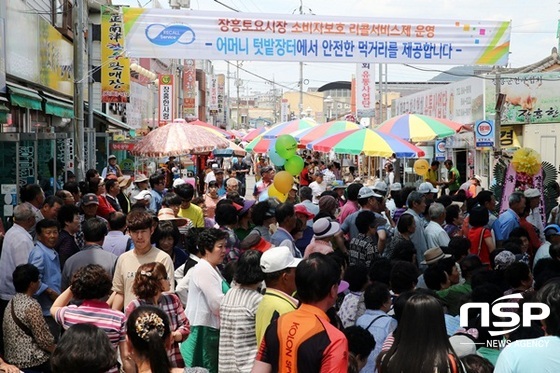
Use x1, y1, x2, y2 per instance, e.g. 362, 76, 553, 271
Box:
273, 171, 294, 194
268, 185, 287, 202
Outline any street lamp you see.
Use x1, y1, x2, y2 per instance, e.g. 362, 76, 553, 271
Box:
324, 95, 333, 121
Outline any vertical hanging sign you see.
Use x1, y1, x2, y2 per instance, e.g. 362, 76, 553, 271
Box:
355, 63, 375, 118
158, 74, 174, 126
217, 74, 226, 127
101, 6, 130, 103
182, 59, 196, 116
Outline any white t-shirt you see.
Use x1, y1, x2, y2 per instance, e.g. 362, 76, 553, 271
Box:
309, 181, 326, 204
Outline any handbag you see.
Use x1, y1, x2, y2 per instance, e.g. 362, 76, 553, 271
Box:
11, 301, 33, 337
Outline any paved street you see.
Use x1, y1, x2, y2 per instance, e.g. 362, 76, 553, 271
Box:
244, 173, 257, 200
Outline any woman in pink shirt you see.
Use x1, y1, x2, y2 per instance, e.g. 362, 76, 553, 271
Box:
304, 218, 341, 258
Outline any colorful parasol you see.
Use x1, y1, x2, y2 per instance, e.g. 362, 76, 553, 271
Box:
376, 114, 464, 142
213, 140, 247, 157
242, 127, 267, 142
261, 118, 317, 139
294, 121, 361, 146
244, 134, 272, 153
187, 119, 236, 139
308, 128, 426, 158
131, 121, 230, 157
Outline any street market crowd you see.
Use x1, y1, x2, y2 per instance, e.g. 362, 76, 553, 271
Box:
1, 154, 560, 373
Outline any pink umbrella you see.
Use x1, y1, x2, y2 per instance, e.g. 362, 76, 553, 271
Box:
131, 121, 230, 157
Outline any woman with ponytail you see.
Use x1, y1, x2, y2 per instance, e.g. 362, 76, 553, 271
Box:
126, 305, 183, 373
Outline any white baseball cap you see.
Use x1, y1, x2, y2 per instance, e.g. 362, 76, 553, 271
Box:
418, 182, 438, 194
133, 190, 152, 202
260, 246, 302, 273
173, 178, 186, 188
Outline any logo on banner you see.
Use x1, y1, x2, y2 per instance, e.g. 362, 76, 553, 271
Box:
475, 120, 494, 148
435, 140, 446, 160
145, 24, 196, 46
460, 294, 550, 337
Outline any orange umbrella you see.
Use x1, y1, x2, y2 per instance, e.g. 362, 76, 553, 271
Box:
131, 121, 229, 157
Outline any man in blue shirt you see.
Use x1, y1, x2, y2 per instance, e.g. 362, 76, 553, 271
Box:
496, 191, 526, 243
28, 218, 61, 336
356, 282, 397, 373
149, 173, 165, 213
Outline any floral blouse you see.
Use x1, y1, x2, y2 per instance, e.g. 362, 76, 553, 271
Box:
3, 293, 54, 369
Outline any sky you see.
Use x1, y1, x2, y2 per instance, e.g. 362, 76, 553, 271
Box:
114, 0, 560, 94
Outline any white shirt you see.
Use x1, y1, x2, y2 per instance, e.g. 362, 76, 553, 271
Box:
533, 242, 551, 270
309, 181, 326, 204
186, 258, 226, 329
424, 220, 450, 249
527, 207, 546, 242
175, 254, 201, 305
323, 169, 336, 185
204, 171, 216, 184
0, 224, 35, 300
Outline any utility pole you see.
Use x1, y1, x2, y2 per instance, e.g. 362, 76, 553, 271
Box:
226, 61, 230, 129
73, 0, 85, 179
87, 22, 94, 170
236, 61, 241, 129
494, 71, 502, 152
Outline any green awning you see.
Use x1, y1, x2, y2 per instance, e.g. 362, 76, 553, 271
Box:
0, 112, 7, 124
44, 96, 74, 118
7, 85, 42, 110
0, 103, 8, 113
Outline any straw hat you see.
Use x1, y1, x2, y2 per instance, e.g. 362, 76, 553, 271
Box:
157, 208, 188, 226
118, 175, 132, 189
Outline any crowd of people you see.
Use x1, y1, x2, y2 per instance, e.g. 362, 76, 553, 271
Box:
0, 154, 560, 373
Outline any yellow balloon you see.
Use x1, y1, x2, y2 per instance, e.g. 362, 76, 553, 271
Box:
273, 171, 294, 194
268, 185, 287, 202
414, 159, 430, 176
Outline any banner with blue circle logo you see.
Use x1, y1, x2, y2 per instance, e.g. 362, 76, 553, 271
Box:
475, 120, 494, 148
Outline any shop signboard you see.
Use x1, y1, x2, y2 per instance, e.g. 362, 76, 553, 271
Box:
475, 119, 494, 148
485, 72, 560, 125
158, 74, 174, 125
356, 63, 375, 118
434, 139, 446, 160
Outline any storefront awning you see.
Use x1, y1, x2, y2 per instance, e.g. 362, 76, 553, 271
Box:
93, 109, 133, 131
42, 93, 74, 118
7, 84, 42, 110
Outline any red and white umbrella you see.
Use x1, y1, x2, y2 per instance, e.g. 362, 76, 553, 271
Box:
131, 120, 229, 157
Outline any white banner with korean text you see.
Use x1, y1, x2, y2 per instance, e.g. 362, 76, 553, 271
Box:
123, 8, 511, 65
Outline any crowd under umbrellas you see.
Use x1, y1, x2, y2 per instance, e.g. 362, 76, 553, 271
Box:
13, 112, 560, 373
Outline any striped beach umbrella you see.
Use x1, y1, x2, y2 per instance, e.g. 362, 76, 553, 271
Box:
261, 118, 317, 139
308, 128, 426, 158
244, 135, 272, 153
294, 121, 361, 146
376, 114, 464, 142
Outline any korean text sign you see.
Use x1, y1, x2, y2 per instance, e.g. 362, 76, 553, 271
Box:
101, 6, 131, 103
123, 8, 511, 65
